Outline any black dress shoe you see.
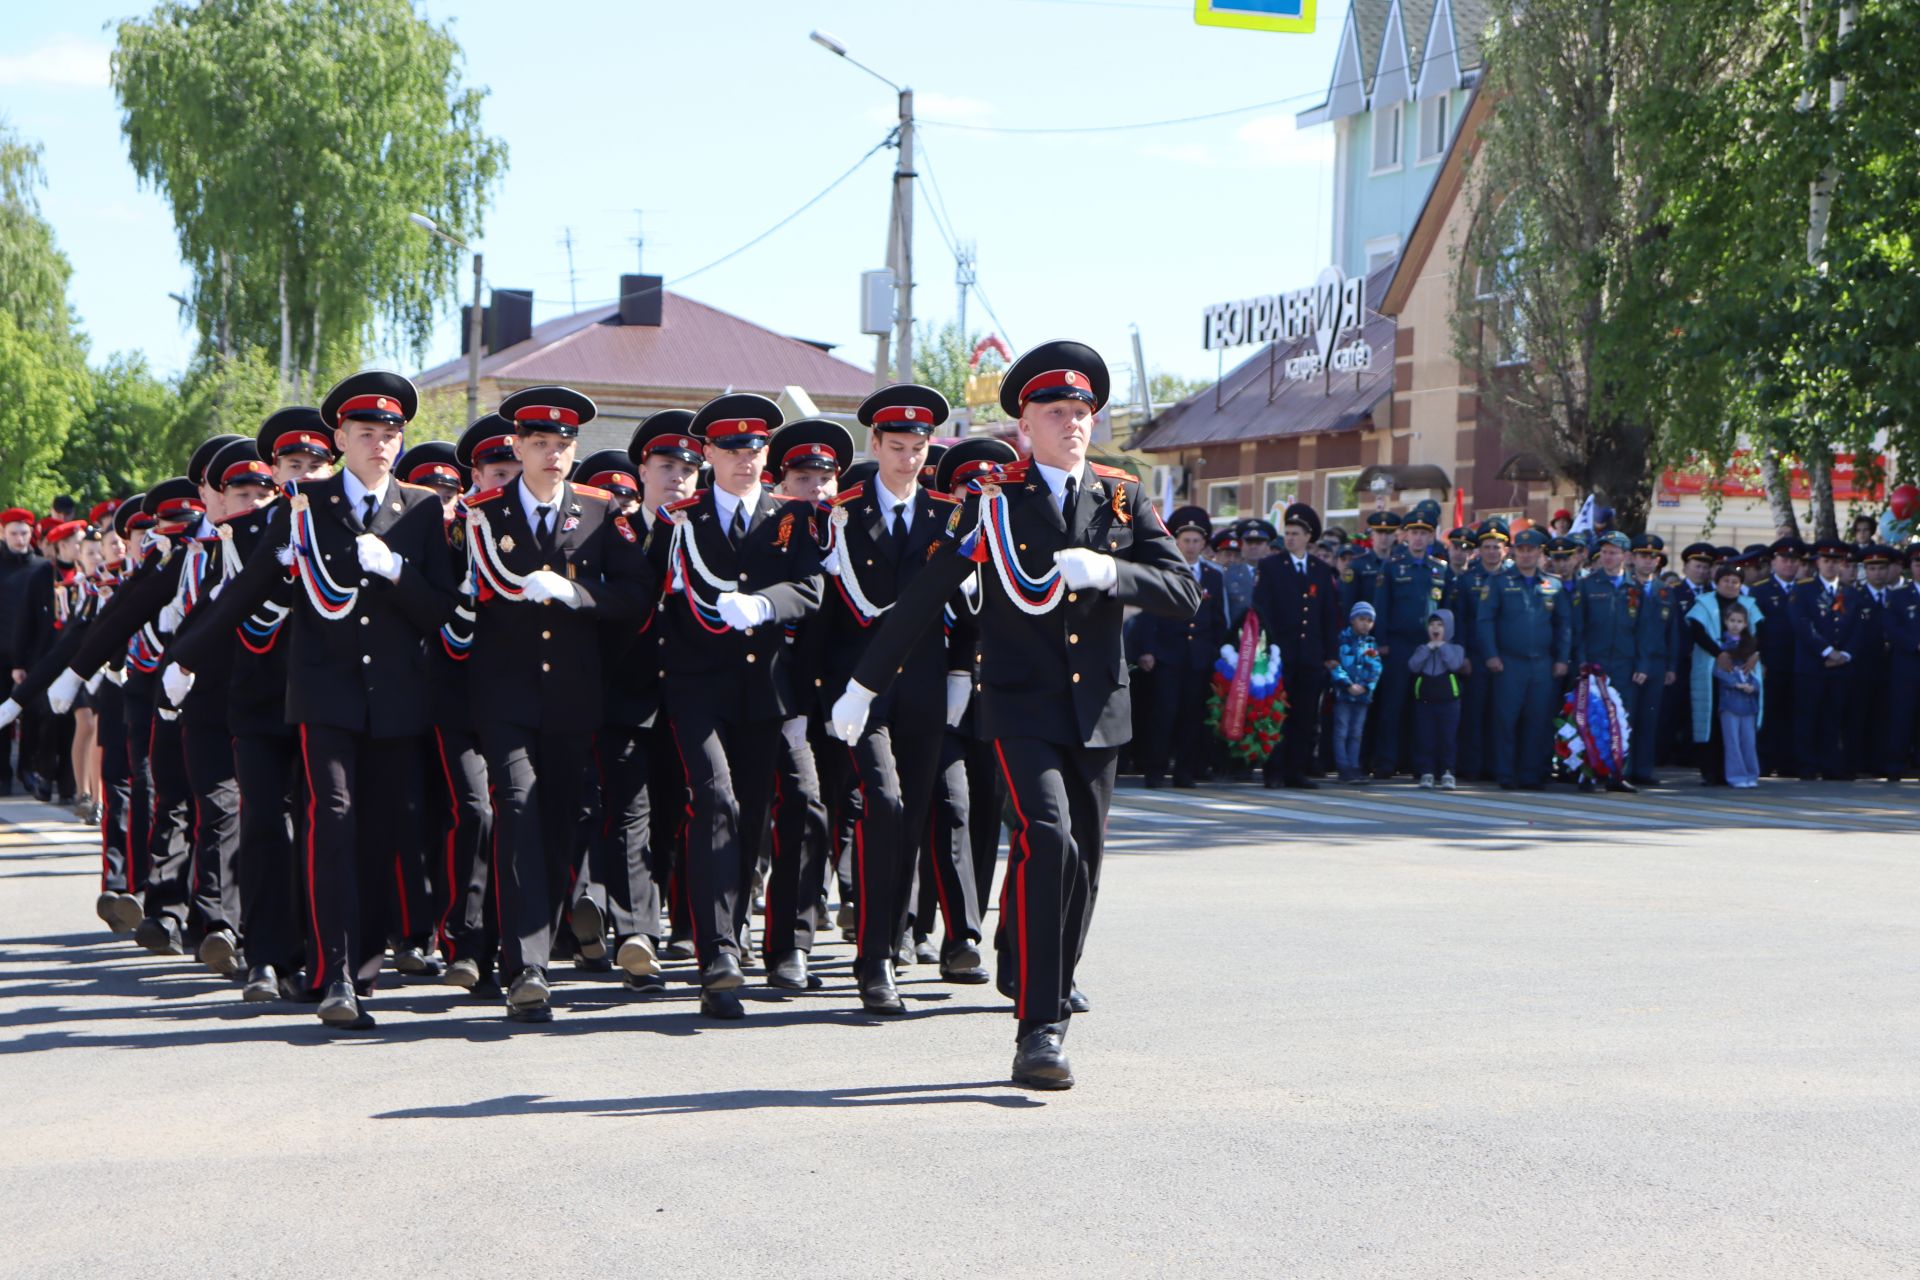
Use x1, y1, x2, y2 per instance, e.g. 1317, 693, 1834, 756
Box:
660, 936, 696, 961
242, 965, 279, 1002
443, 957, 481, 990
939, 941, 990, 985
616, 935, 660, 978
278, 971, 323, 1003
570, 897, 608, 960
1499, 782, 1519, 791
573, 952, 613, 975
1068, 986, 1090, 1014
766, 949, 809, 991
857, 959, 905, 1015
623, 971, 668, 994
134, 915, 184, 956
700, 988, 745, 1019
506, 966, 551, 1017
1172, 777, 1198, 789
892, 931, 915, 969
197, 927, 243, 978
392, 945, 445, 978
701, 952, 745, 993
913, 935, 939, 965
1261, 774, 1284, 790
104, 892, 143, 934
318, 980, 373, 1029
1011, 1026, 1074, 1090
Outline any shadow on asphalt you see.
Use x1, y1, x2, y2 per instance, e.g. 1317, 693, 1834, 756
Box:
372, 1080, 1046, 1119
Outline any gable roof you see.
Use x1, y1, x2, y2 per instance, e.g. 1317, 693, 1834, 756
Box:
1298, 0, 1491, 123
414, 290, 874, 402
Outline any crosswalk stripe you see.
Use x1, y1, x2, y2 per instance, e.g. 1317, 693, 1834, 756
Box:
1301, 792, 1525, 827
1118, 793, 1373, 826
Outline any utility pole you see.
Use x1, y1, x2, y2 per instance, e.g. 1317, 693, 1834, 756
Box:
894, 88, 915, 384
467, 251, 483, 427
631, 210, 646, 273
956, 240, 976, 342
560, 226, 579, 313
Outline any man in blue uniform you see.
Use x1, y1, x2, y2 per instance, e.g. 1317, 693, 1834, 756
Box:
1788, 539, 1860, 779
1371, 499, 1456, 778
1842, 544, 1898, 778
1474, 527, 1570, 789
1347, 510, 1400, 616
1883, 544, 1920, 781
1624, 532, 1678, 785
1569, 531, 1669, 791
1455, 518, 1509, 781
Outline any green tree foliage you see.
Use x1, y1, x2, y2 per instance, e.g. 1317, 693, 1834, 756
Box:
0, 314, 91, 512
913, 319, 1009, 424
0, 120, 77, 341
111, 0, 507, 392
59, 354, 188, 503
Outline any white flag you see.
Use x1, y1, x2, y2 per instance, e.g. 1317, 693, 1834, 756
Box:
1568, 494, 1597, 535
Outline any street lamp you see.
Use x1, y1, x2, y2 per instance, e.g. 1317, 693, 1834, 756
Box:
810, 30, 913, 389
412, 212, 484, 427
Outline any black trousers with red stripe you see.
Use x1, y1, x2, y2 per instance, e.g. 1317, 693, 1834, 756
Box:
762, 716, 826, 961
588, 724, 661, 944
429, 726, 494, 970
666, 702, 779, 966
182, 719, 241, 938
912, 728, 985, 953
963, 734, 1005, 911
119, 693, 154, 901
234, 731, 304, 975
142, 710, 193, 929
297, 725, 422, 994
94, 679, 131, 894
993, 735, 1117, 1032
844, 704, 945, 966
479, 722, 590, 981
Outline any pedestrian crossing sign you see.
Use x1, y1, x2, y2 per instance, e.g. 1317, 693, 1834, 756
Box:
1195, 0, 1315, 33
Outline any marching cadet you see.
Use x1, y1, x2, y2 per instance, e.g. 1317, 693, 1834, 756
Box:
1455, 518, 1510, 781
1135, 505, 1229, 789
1254, 503, 1342, 789
1474, 527, 1571, 789
461, 386, 654, 1022
168, 372, 458, 1029
815, 384, 977, 1015
1569, 531, 1671, 790
1787, 539, 1857, 780
1371, 499, 1456, 778
646, 392, 823, 1020
1752, 537, 1804, 776
758, 416, 847, 993
829, 339, 1199, 1089
618, 412, 703, 974
1883, 544, 1920, 781
1843, 545, 1897, 779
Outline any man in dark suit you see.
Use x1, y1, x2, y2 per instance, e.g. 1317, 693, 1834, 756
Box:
1253, 502, 1342, 789
461, 386, 654, 1022
647, 392, 824, 1020
1135, 505, 1229, 788
1842, 544, 1898, 778
166, 372, 458, 1029
1751, 537, 1803, 775
1788, 539, 1860, 780
828, 340, 1199, 1090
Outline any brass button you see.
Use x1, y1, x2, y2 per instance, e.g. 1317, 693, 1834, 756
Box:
359, 578, 369, 587
814, 678, 822, 687
866, 558, 874, 566
1071, 672, 1081, 683
744, 627, 754, 637
658, 669, 666, 678
541, 662, 550, 672
541, 630, 551, 640
359, 616, 370, 626
361, 655, 371, 665
745, 653, 757, 663
543, 563, 552, 571
1019, 543, 1027, 551
1068, 592, 1078, 603
1069, 633, 1079, 644
975, 682, 982, 691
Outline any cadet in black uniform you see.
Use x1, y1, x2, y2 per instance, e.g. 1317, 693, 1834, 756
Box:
647, 393, 824, 1020
830, 340, 1199, 1089
1253, 503, 1343, 789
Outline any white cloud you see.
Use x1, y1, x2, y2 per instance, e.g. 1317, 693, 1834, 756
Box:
0, 35, 111, 90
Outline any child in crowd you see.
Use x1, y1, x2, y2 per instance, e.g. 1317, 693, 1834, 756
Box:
1331, 602, 1383, 784
1408, 608, 1467, 789
1713, 602, 1762, 788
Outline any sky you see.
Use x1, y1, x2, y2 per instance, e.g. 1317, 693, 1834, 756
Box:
2, 0, 1344, 397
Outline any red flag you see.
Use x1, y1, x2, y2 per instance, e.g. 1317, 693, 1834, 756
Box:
1454, 486, 1467, 530
1221, 614, 1261, 740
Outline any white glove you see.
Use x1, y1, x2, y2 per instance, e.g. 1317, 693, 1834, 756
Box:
945, 672, 971, 728
1054, 548, 1118, 592
780, 717, 809, 752
829, 682, 876, 744
0, 698, 19, 730
208, 580, 225, 601
161, 663, 195, 707
960, 572, 980, 602
521, 569, 580, 608
47, 668, 83, 714
717, 591, 774, 631
84, 670, 106, 694
157, 600, 185, 635
355, 533, 403, 583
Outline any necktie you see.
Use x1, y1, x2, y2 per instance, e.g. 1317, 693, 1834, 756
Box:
535, 504, 553, 550
361, 494, 377, 530
728, 501, 746, 546
1061, 476, 1076, 524
890, 501, 907, 551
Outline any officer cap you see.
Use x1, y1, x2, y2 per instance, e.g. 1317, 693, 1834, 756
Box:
919, 442, 948, 489
142, 477, 203, 525
1238, 518, 1279, 543
187, 434, 248, 488
1282, 504, 1321, 541
1598, 531, 1632, 551
935, 437, 1019, 495
1446, 526, 1474, 549
208, 437, 276, 492
1476, 518, 1512, 546
1168, 505, 1212, 538
257, 407, 336, 462
1513, 527, 1550, 549
1737, 543, 1771, 564
999, 339, 1110, 417
628, 410, 703, 467
321, 370, 416, 428
1631, 532, 1665, 552
1365, 510, 1402, 531
858, 383, 948, 435
397, 440, 467, 493
691, 392, 781, 450
767, 419, 853, 476
1401, 500, 1440, 532
1811, 538, 1851, 560
1905, 541, 1920, 563
112, 494, 146, 540
574, 448, 638, 497
1681, 541, 1716, 564
1209, 529, 1241, 553
1547, 536, 1575, 557
499, 385, 596, 439
1768, 536, 1808, 559
456, 414, 517, 470
841, 459, 879, 493
1859, 544, 1898, 566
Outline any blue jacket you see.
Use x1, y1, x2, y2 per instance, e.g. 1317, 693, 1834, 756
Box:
1378, 548, 1459, 639
1571, 572, 1671, 679
1331, 626, 1383, 703
1474, 566, 1571, 664
1713, 658, 1761, 717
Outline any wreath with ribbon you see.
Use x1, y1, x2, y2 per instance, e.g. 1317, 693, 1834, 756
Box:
1553, 664, 1630, 781
1202, 615, 1288, 763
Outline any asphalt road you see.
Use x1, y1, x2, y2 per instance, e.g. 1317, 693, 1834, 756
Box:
2, 777, 1916, 1278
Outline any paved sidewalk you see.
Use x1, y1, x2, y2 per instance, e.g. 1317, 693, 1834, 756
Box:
2, 789, 1916, 1277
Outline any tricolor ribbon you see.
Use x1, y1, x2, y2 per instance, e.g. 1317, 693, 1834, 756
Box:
822, 505, 891, 627
957, 485, 1066, 616
287, 492, 359, 620
663, 510, 736, 634
464, 504, 529, 603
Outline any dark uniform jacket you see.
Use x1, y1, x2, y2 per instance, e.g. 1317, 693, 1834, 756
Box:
1886, 582, 1920, 664
158, 514, 293, 737
644, 486, 823, 723
1473, 567, 1572, 663
1252, 551, 1342, 670
463, 480, 653, 732
1752, 575, 1799, 671
12, 557, 77, 671
599, 505, 669, 731
851, 460, 1200, 749
182, 471, 457, 737
820, 479, 976, 717
0, 546, 40, 672
1378, 546, 1454, 640
1138, 557, 1230, 671
1570, 572, 1671, 679
1787, 576, 1860, 674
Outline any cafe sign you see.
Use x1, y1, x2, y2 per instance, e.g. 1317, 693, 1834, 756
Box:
1201, 266, 1367, 379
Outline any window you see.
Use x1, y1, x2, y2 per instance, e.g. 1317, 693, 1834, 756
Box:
1324, 471, 1362, 527
1370, 102, 1403, 173
1417, 94, 1451, 164
1206, 480, 1240, 520
1365, 235, 1401, 275
1260, 475, 1299, 523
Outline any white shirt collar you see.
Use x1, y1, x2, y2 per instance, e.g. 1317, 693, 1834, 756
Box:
341, 467, 390, 512
713, 484, 761, 527
1032, 460, 1077, 501
874, 476, 916, 527
517, 476, 564, 524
